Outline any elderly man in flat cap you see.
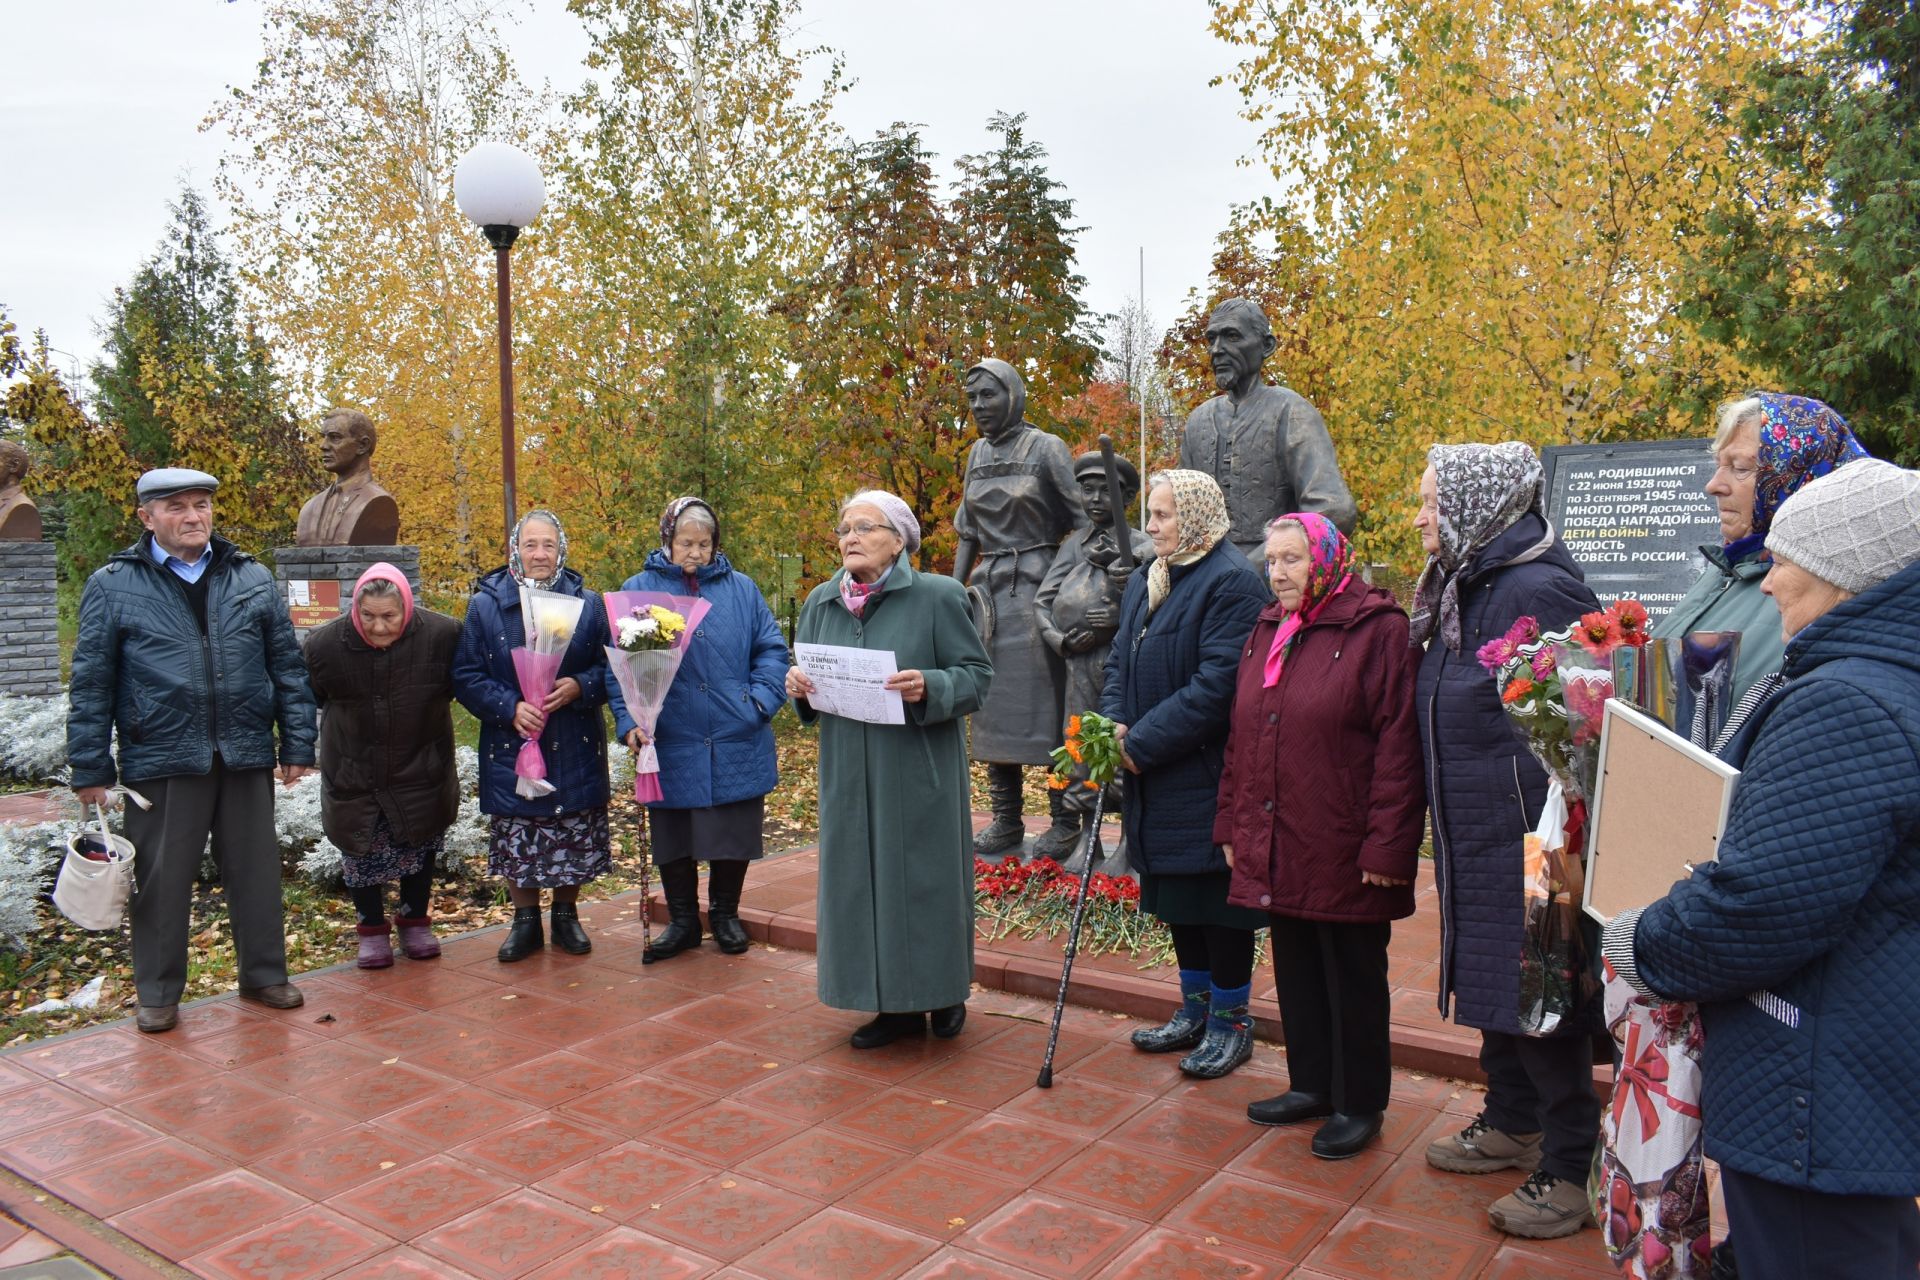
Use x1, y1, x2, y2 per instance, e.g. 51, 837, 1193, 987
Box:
1179, 297, 1357, 574
67, 468, 318, 1032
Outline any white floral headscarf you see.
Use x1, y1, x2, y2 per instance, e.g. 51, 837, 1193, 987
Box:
1146, 469, 1231, 614
1409, 442, 1545, 651
509, 509, 568, 590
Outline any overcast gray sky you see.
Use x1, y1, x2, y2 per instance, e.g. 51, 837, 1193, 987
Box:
2, 0, 1270, 384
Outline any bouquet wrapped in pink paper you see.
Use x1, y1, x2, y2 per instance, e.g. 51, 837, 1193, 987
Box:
604, 591, 711, 802
512, 586, 586, 799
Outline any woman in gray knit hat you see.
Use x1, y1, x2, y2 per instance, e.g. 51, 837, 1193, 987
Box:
1602, 458, 1920, 1280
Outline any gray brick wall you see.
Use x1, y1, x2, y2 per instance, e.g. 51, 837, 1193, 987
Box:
272, 545, 422, 641
0, 541, 61, 696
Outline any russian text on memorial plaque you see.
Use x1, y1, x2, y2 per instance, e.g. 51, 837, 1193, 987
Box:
1543, 440, 1718, 622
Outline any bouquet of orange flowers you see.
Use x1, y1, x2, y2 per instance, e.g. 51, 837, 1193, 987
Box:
1478, 598, 1650, 1034
1048, 712, 1123, 792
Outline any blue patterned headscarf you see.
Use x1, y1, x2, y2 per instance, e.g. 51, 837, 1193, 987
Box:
1729, 394, 1869, 558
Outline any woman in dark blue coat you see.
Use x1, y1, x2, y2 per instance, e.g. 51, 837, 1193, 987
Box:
1410, 443, 1602, 1240
452, 510, 612, 962
1606, 460, 1920, 1280
1102, 469, 1268, 1079
609, 498, 789, 961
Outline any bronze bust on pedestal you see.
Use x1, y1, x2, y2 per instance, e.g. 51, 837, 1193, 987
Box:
295, 409, 400, 547
0, 442, 43, 541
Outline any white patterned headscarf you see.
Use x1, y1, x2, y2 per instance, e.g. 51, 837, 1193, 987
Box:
1146, 469, 1231, 615
1409, 442, 1545, 651
509, 509, 568, 590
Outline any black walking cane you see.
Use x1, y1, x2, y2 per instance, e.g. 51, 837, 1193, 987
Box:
1037, 786, 1107, 1088
633, 786, 656, 963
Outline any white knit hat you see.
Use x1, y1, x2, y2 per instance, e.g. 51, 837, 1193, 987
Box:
1766, 458, 1920, 593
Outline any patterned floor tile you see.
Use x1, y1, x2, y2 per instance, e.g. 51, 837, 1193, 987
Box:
808, 1034, 968, 1083
114, 1169, 306, 1258
740, 1208, 939, 1280
283, 990, 416, 1040
534, 1140, 714, 1221
403, 1026, 551, 1080
524, 1226, 720, 1279
189, 1206, 394, 1280
384, 1087, 539, 1149
1226, 1124, 1398, 1204
302, 1061, 450, 1122
838, 1158, 1021, 1240
571, 1022, 710, 1070
1479, 1242, 1622, 1279
651, 1041, 792, 1094
500, 999, 643, 1047
173, 1016, 331, 1068
1301, 1207, 1497, 1280
1106, 1098, 1265, 1167
733, 1010, 865, 1061
328, 1153, 518, 1237
476, 1050, 628, 1107
230, 1039, 389, 1093
656, 993, 781, 1039
0, 1083, 94, 1141
733, 1064, 874, 1123
1038, 1141, 1214, 1220
559, 1074, 711, 1138
122, 1074, 277, 1131
998, 1077, 1150, 1138
902, 1247, 1051, 1279
1105, 1226, 1285, 1280
1164, 1172, 1347, 1263
737, 1128, 901, 1199
0, 1109, 160, 1179
642, 1173, 818, 1262
924, 1115, 1085, 1185
1360, 1158, 1507, 1238
253, 1122, 424, 1200
179, 1094, 352, 1163
826, 1087, 982, 1153
414, 1188, 610, 1280
373, 968, 509, 1011
59, 1045, 209, 1105
1070, 1043, 1191, 1097
450, 1112, 617, 1182
903, 1051, 1043, 1110
648, 1098, 804, 1164
974, 1023, 1107, 1072
441, 987, 572, 1028
1157, 1065, 1293, 1116
0, 1060, 39, 1095
39, 1138, 225, 1216
12, 1027, 143, 1079
959, 1192, 1145, 1279
327, 1246, 486, 1279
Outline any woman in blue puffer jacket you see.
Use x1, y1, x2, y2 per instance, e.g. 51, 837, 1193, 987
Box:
1605, 459, 1920, 1280
610, 498, 790, 962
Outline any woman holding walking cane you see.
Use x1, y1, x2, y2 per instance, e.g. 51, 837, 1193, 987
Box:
1217, 514, 1425, 1157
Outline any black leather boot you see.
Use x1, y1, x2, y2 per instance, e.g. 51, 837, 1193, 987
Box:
972, 763, 1026, 857
706, 860, 751, 955
1179, 1004, 1255, 1078
549, 901, 592, 955
497, 906, 543, 962
1311, 1112, 1384, 1159
1029, 788, 1083, 862
646, 858, 703, 961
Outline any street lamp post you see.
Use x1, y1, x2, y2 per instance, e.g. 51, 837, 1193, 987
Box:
454, 141, 546, 543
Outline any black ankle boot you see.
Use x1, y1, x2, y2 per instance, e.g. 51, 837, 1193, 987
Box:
497, 906, 543, 962
549, 901, 591, 955
1131, 991, 1210, 1053
1029, 788, 1083, 862
706, 860, 751, 955
1311, 1111, 1384, 1159
1179, 1005, 1255, 1079
850, 1012, 926, 1050
646, 858, 703, 961
972, 763, 1026, 857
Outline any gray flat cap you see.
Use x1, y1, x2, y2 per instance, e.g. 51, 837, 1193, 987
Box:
136, 468, 220, 502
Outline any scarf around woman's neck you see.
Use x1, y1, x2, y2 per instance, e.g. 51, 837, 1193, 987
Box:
1264, 513, 1354, 686
838, 561, 896, 617
1146, 469, 1231, 615
1409, 442, 1544, 652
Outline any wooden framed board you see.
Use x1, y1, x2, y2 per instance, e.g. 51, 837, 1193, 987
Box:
1584, 698, 1740, 924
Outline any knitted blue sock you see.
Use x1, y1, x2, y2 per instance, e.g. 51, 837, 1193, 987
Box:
1210, 981, 1252, 1012
1178, 969, 1212, 1006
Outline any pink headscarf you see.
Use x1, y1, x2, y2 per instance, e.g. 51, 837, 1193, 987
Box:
350, 561, 415, 645
1263, 513, 1353, 687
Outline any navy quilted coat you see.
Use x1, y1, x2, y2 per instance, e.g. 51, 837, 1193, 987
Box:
1416, 513, 1599, 1034
452, 567, 611, 818
607, 549, 790, 809
1630, 557, 1920, 1196
1101, 541, 1268, 875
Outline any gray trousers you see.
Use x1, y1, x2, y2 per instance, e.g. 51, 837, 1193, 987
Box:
123, 763, 289, 1007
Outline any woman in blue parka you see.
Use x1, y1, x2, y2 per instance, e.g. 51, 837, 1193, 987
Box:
452, 509, 612, 962
610, 497, 789, 961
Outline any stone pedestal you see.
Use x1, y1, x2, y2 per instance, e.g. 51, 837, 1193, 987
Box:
0, 541, 61, 697
273, 545, 422, 641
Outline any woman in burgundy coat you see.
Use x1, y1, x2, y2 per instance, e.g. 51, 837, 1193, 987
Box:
1218, 513, 1427, 1159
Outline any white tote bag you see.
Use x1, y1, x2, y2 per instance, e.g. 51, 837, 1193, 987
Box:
52, 805, 137, 931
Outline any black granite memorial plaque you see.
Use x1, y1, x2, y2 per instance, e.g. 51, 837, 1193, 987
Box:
1543, 439, 1718, 622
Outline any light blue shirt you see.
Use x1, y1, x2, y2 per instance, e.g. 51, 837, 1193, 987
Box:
147, 537, 211, 584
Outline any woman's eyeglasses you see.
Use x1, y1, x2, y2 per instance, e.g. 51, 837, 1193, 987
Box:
835, 521, 887, 539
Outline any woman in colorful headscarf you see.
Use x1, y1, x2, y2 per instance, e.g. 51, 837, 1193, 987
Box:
1653, 394, 1869, 743
1101, 469, 1268, 1078
787, 491, 992, 1048
1409, 442, 1603, 1238
304, 563, 463, 968
1216, 514, 1425, 1158
608, 497, 790, 962
452, 510, 613, 962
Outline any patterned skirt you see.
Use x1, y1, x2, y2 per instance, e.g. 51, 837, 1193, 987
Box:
341, 814, 442, 889
488, 808, 613, 888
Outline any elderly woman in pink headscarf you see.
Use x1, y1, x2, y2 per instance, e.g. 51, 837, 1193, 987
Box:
304, 563, 464, 968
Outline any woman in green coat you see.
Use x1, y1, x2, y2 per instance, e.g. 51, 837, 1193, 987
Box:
787, 490, 994, 1049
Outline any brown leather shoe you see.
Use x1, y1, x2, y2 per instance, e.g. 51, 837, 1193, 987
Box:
136, 1004, 178, 1033
238, 983, 305, 1010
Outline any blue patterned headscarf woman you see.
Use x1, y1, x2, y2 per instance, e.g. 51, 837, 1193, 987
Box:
1725, 393, 1870, 561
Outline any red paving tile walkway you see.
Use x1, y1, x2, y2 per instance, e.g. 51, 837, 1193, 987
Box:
0, 859, 1623, 1279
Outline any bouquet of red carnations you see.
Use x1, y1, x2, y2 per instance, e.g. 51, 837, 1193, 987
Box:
1478, 598, 1650, 1034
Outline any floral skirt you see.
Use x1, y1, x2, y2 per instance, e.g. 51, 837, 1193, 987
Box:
488, 808, 612, 888
342, 814, 441, 889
